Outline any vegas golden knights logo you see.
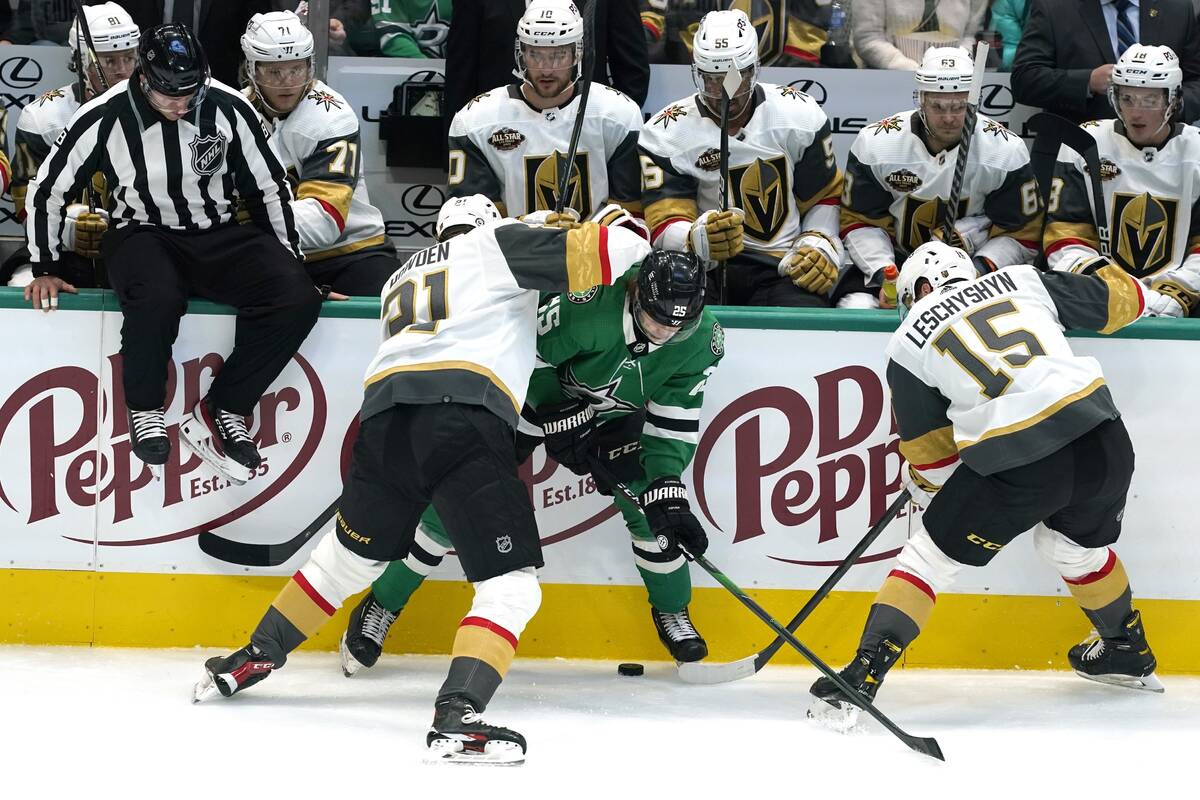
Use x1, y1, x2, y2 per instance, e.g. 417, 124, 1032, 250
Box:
900, 196, 970, 253
1112, 192, 1177, 277
731, 0, 785, 65
524, 151, 593, 217
729, 155, 789, 242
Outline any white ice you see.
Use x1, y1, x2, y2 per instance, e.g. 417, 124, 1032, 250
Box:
0, 645, 1191, 798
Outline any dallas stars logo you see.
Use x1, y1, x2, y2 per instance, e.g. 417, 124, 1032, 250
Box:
562, 364, 640, 414
982, 119, 1011, 140
37, 88, 65, 106
869, 116, 903, 135
653, 104, 688, 128
307, 88, 342, 111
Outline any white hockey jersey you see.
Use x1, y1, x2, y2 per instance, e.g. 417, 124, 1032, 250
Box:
361, 220, 648, 428
886, 262, 1143, 484
842, 110, 1041, 280
1045, 120, 1200, 314
446, 83, 643, 219
246, 80, 388, 261
13, 84, 81, 218
638, 83, 842, 260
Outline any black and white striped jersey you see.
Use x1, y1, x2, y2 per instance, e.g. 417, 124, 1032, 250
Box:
27, 73, 301, 271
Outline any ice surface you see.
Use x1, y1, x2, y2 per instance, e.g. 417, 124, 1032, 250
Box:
0, 646, 1191, 796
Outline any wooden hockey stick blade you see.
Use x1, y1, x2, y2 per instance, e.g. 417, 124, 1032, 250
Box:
967, 41, 988, 106
197, 497, 340, 567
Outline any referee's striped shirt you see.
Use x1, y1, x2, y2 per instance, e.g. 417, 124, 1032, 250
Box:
28, 72, 301, 272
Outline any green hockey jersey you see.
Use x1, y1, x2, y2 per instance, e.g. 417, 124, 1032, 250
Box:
371, 0, 452, 58
530, 265, 725, 494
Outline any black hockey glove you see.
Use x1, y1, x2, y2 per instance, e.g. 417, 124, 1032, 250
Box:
537, 398, 596, 476
641, 477, 708, 557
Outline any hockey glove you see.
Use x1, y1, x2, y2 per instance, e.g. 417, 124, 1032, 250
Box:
780, 246, 838, 295
522, 208, 581, 231
536, 398, 596, 476
641, 477, 708, 557
689, 208, 744, 262
64, 204, 109, 258
931, 223, 977, 256
901, 463, 940, 510
1146, 284, 1187, 318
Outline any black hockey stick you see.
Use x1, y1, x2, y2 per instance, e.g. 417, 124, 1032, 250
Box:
599, 469, 943, 761
71, 0, 111, 94
716, 69, 734, 305
1027, 112, 1109, 259
71, 0, 111, 285
554, 0, 597, 216
197, 497, 340, 567
678, 489, 911, 685
941, 41, 988, 243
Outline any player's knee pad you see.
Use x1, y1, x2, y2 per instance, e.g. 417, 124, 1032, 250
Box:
1033, 524, 1110, 580
894, 524, 964, 595
468, 567, 541, 639
300, 529, 389, 608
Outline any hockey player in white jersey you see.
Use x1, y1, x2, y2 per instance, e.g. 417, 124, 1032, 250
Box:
446, 0, 643, 230
638, 9, 843, 307
193, 196, 649, 765
837, 47, 1042, 309
1045, 45, 1200, 318
241, 11, 398, 296
4, 2, 137, 290
810, 241, 1161, 725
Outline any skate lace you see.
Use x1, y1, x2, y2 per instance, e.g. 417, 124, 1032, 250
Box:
657, 610, 699, 642
213, 408, 253, 445
459, 707, 483, 725
129, 409, 166, 440
1079, 633, 1106, 662
361, 600, 398, 646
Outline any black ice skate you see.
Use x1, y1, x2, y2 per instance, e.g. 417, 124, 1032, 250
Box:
179, 399, 260, 484
1068, 610, 1164, 693
651, 606, 708, 663
426, 696, 527, 765
339, 591, 400, 677
192, 644, 276, 703
127, 407, 170, 467
808, 638, 904, 730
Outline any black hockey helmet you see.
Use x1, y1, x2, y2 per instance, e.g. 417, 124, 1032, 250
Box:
635, 249, 706, 330
139, 23, 209, 99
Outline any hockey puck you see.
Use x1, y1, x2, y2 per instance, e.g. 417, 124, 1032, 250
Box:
617, 662, 644, 676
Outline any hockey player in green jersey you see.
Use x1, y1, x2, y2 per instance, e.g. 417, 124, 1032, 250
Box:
370, 0, 452, 58
339, 249, 727, 672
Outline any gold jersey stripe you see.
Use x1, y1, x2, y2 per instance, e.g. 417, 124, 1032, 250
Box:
840, 206, 895, 236
795, 170, 843, 217
1097, 265, 1146, 332
305, 233, 389, 263
364, 359, 520, 414
613, 197, 643, 215
645, 197, 699, 233
1044, 221, 1099, 251
959, 378, 1106, 450
992, 214, 1043, 245
899, 425, 958, 469
452, 623, 517, 678
297, 179, 354, 221
564, 222, 606, 292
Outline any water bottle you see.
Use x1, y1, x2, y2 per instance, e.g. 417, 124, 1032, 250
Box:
821, 0, 856, 68
881, 264, 899, 307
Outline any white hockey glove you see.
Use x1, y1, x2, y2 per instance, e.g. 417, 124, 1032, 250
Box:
930, 215, 990, 256
901, 463, 940, 510
689, 208, 744, 262
521, 208, 581, 231
779, 233, 840, 296
1143, 287, 1184, 318
591, 203, 650, 240
63, 204, 110, 258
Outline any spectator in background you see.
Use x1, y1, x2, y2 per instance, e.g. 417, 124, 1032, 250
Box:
370, 0, 451, 57
989, 0, 1028, 70
1012, 0, 1200, 124
853, 0, 988, 69
1, 0, 72, 45
641, 0, 832, 67
117, 0, 274, 86
445, 0, 649, 119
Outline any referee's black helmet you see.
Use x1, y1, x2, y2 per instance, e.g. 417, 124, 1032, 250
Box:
139, 23, 209, 99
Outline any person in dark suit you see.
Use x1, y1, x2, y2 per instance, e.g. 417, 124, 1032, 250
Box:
115, 0, 273, 87
1012, 0, 1200, 123
445, 0, 650, 120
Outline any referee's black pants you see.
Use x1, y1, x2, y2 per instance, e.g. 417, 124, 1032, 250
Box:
103, 223, 322, 415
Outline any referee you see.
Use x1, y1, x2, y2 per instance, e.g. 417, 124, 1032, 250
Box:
24, 23, 322, 484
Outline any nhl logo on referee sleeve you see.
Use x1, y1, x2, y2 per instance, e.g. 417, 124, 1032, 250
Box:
189, 133, 227, 176
496, 535, 513, 554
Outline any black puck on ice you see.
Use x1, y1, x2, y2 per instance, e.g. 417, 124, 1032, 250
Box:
617, 662, 644, 676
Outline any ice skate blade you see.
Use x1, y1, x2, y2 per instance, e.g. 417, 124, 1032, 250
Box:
1075, 669, 1165, 694
424, 737, 525, 766
179, 416, 253, 485
339, 633, 366, 678
147, 464, 164, 481
807, 697, 862, 733
192, 672, 220, 704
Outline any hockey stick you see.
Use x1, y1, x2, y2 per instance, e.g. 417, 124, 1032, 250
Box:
554, 0, 598, 216
599, 470, 943, 761
1027, 112, 1109, 259
197, 497, 339, 567
678, 489, 911, 685
71, 0, 111, 285
940, 41, 988, 243
715, 68, 738, 305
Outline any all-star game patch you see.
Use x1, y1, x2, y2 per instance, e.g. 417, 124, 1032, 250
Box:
695, 148, 721, 172
710, 321, 725, 357
885, 168, 922, 193
488, 127, 526, 151
568, 286, 599, 304
1100, 158, 1121, 181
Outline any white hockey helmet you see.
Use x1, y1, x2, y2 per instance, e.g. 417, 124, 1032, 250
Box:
241, 11, 315, 108
69, 2, 139, 65
1109, 44, 1182, 129
436, 194, 502, 241
896, 240, 976, 319
691, 9, 759, 110
515, 0, 584, 82
914, 47, 975, 94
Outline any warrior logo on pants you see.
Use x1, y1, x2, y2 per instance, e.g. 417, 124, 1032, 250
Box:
189, 134, 227, 176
